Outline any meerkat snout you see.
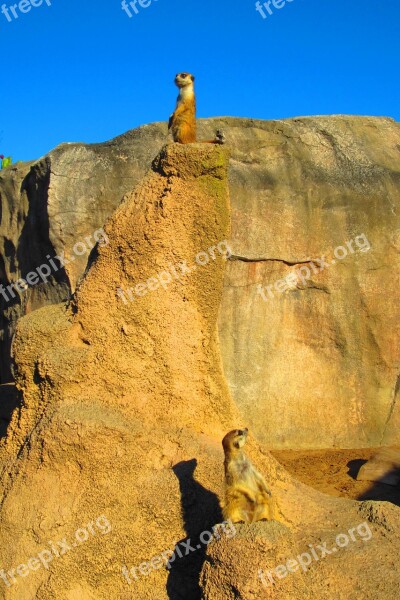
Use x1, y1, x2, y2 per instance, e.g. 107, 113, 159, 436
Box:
222, 428, 248, 450
174, 72, 195, 87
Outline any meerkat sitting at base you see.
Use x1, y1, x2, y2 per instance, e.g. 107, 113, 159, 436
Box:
168, 72, 225, 144
222, 428, 274, 524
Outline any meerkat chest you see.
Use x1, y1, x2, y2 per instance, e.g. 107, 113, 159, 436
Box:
176, 89, 195, 111
227, 456, 257, 489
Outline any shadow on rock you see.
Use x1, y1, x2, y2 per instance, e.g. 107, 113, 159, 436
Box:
166, 459, 223, 600
0, 383, 21, 438
347, 458, 368, 480
348, 460, 400, 507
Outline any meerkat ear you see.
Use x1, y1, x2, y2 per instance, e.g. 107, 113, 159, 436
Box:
234, 441, 240, 448
191, 75, 195, 82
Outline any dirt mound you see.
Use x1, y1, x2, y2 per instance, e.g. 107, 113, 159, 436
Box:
201, 502, 400, 599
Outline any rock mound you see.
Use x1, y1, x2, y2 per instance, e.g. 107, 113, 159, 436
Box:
0, 144, 238, 599
0, 141, 399, 599
201, 503, 400, 599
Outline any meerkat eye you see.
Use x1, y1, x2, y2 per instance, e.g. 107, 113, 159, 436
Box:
181, 73, 187, 78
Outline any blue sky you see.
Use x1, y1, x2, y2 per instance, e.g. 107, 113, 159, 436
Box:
0, 0, 399, 162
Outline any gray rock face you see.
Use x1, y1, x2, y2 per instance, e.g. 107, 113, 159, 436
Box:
1, 116, 400, 448
0, 124, 168, 382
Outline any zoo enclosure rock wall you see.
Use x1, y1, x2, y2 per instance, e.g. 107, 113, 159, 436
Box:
1, 116, 399, 449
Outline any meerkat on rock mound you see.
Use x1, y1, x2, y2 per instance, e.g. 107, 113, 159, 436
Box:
168, 72, 225, 144
222, 428, 275, 524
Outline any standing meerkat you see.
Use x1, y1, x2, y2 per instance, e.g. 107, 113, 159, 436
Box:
222, 428, 274, 524
168, 72, 225, 144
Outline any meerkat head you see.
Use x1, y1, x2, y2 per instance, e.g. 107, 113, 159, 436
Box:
222, 428, 249, 454
175, 72, 195, 88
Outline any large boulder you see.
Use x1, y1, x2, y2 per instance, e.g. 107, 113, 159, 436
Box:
219, 115, 400, 449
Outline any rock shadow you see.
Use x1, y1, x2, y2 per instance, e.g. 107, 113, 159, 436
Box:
166, 458, 223, 600
348, 460, 400, 506
347, 458, 367, 480
0, 383, 21, 438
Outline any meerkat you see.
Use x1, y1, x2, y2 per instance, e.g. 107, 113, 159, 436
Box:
222, 428, 274, 524
168, 72, 225, 144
